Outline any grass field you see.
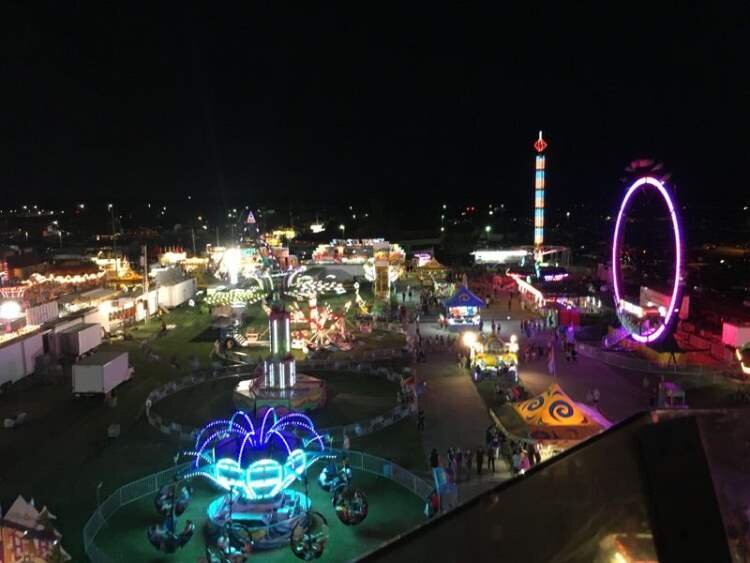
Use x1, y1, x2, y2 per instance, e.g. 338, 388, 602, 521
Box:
152, 369, 399, 430
0, 304, 419, 561
94, 465, 425, 562
350, 418, 429, 476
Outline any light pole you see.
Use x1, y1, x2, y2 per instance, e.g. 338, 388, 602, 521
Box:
485, 225, 492, 239
339, 224, 345, 239
108, 204, 118, 276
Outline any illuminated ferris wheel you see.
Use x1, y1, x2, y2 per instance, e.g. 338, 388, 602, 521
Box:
611, 173, 685, 344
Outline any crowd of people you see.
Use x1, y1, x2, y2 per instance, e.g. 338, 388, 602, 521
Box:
429, 424, 544, 485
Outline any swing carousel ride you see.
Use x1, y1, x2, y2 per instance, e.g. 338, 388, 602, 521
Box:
146, 408, 369, 561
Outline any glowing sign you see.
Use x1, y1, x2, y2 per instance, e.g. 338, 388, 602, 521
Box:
472, 249, 529, 264
509, 273, 545, 305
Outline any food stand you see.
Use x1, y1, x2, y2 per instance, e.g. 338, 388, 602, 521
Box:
444, 285, 485, 330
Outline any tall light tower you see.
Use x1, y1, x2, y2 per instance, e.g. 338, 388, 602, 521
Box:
533, 131, 548, 259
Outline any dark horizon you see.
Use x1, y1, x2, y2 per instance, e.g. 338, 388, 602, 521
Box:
3, 4, 749, 214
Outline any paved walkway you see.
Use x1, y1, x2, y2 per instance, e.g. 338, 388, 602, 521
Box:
518, 334, 650, 423
402, 285, 649, 506
413, 350, 512, 501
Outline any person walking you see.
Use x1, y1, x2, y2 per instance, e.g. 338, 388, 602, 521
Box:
476, 446, 485, 476
455, 448, 463, 481
430, 448, 440, 468
487, 445, 496, 472
519, 450, 531, 473
532, 441, 542, 466
547, 344, 557, 378
511, 448, 521, 475
465, 449, 474, 478
491, 319, 496, 334
417, 408, 425, 431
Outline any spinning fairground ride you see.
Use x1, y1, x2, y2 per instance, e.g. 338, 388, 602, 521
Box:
146, 408, 370, 561
611, 170, 685, 345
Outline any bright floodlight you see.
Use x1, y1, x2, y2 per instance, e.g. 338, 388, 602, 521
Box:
224, 247, 241, 285
0, 301, 22, 320
462, 331, 478, 347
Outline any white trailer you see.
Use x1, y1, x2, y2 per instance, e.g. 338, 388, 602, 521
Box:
72, 350, 131, 396
722, 322, 750, 348
61, 323, 102, 357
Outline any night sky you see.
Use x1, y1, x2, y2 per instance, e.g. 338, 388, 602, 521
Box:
2, 3, 748, 216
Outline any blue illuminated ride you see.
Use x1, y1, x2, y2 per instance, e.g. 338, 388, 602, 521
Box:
182, 408, 330, 551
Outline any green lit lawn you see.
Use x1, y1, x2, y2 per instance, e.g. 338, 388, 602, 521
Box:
350, 418, 429, 476
152, 369, 398, 430
0, 304, 417, 562
94, 466, 425, 562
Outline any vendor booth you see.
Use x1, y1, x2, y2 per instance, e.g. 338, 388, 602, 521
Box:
415, 257, 448, 283
470, 334, 519, 379
444, 285, 485, 330
513, 384, 610, 441
492, 384, 611, 461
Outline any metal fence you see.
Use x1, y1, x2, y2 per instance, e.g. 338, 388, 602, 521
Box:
145, 362, 415, 446
82, 452, 430, 562
576, 342, 736, 383
82, 463, 191, 563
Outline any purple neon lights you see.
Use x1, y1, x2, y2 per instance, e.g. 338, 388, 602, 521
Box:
612, 176, 683, 343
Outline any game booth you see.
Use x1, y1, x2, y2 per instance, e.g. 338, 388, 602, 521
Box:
443, 285, 485, 330
414, 257, 448, 283
492, 384, 611, 460
469, 334, 519, 381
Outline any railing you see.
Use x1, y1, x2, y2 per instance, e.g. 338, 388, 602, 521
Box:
82, 463, 191, 563
145, 363, 415, 446
577, 342, 739, 383
297, 347, 409, 369
82, 451, 431, 562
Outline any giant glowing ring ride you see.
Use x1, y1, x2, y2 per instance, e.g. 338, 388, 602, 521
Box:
612, 176, 684, 343
736, 342, 750, 376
